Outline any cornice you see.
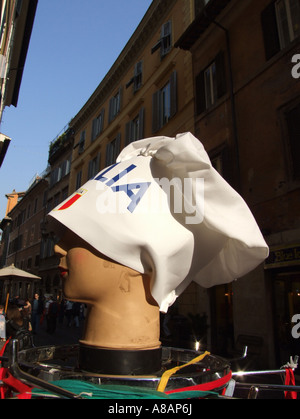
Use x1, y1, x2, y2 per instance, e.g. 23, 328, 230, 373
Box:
70, 0, 177, 132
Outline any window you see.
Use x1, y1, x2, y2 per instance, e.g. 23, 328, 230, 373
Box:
285, 102, 300, 179
195, 0, 210, 16
17, 210, 25, 227
8, 236, 23, 255
211, 154, 223, 175
88, 153, 101, 179
43, 190, 48, 207
195, 52, 227, 115
49, 157, 70, 188
91, 110, 105, 141
35, 255, 39, 267
126, 61, 143, 92
46, 198, 53, 213
34, 198, 38, 214
204, 62, 218, 109
29, 225, 35, 244
152, 71, 177, 133
276, 0, 300, 48
161, 82, 171, 125
125, 108, 145, 145
262, 0, 300, 60
53, 193, 60, 208
76, 170, 82, 190
109, 89, 122, 123
106, 134, 121, 166
210, 145, 231, 183
78, 130, 86, 154
61, 187, 69, 202
151, 21, 172, 59
61, 156, 71, 177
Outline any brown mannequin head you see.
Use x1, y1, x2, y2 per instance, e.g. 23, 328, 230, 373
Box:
54, 229, 161, 374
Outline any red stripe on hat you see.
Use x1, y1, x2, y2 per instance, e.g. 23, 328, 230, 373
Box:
58, 194, 81, 210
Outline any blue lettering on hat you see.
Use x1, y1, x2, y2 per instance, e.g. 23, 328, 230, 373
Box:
94, 163, 151, 213
112, 182, 151, 213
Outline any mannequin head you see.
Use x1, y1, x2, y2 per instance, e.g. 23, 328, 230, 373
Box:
54, 229, 161, 352
49, 133, 269, 374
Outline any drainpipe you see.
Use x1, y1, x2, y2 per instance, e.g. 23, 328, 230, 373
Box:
213, 21, 241, 194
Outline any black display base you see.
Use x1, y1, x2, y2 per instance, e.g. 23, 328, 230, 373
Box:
78, 344, 162, 375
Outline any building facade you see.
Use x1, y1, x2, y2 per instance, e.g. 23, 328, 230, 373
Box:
0, 0, 38, 122
39, 127, 74, 297
0, 177, 47, 301
0, 0, 38, 168
68, 0, 195, 195
0, 189, 25, 268
177, 0, 300, 367
0, 0, 299, 368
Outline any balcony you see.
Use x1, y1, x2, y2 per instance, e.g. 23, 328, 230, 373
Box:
175, 0, 232, 50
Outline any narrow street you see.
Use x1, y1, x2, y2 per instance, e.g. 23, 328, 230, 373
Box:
32, 317, 84, 348
29, 319, 300, 399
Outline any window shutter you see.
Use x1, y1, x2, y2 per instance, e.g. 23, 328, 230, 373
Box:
118, 87, 123, 115
170, 71, 177, 119
108, 97, 114, 123
139, 107, 145, 140
99, 109, 105, 133
261, 3, 280, 60
135, 61, 143, 76
91, 118, 97, 142
76, 171, 82, 190
88, 160, 93, 180
79, 131, 86, 153
215, 51, 227, 99
105, 143, 111, 166
116, 133, 121, 153
96, 152, 101, 173
161, 21, 172, 57
195, 71, 206, 115
134, 61, 143, 92
152, 90, 161, 134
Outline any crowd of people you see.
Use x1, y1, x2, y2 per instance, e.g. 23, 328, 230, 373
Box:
0, 294, 86, 352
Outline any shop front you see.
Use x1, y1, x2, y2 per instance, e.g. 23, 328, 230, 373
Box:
266, 245, 300, 366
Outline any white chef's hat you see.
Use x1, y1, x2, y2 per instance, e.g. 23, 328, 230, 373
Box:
48, 133, 269, 312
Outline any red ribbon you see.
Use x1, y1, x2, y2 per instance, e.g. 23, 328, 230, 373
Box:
165, 371, 232, 395
0, 339, 32, 399
285, 368, 297, 400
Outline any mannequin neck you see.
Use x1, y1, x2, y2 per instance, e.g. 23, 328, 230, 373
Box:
80, 273, 161, 351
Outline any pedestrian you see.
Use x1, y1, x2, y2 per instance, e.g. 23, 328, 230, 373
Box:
58, 299, 65, 324
46, 296, 58, 334
0, 305, 5, 341
65, 300, 73, 327
5, 305, 33, 350
31, 293, 44, 334
22, 298, 32, 321
72, 302, 81, 328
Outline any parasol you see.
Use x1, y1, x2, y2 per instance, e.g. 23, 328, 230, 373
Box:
0, 264, 41, 312
0, 264, 41, 280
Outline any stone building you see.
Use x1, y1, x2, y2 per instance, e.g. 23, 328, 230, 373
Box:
176, 0, 300, 366
38, 127, 74, 297
1, 0, 299, 368
0, 177, 47, 300
68, 0, 195, 194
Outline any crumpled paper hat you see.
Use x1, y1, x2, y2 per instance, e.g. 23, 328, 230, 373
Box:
48, 132, 269, 312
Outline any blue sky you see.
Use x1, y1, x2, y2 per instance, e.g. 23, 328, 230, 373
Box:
0, 0, 152, 217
